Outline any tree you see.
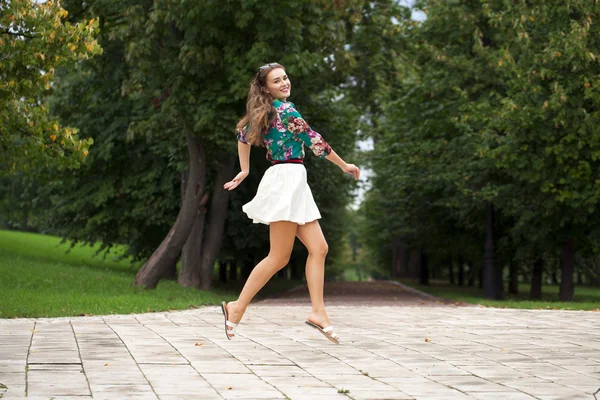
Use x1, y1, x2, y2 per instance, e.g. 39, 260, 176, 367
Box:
47, 0, 362, 289
48, 0, 182, 262
0, 0, 100, 174
360, 0, 600, 302
478, 1, 600, 300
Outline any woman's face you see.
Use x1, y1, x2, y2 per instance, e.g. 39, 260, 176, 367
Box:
265, 68, 291, 100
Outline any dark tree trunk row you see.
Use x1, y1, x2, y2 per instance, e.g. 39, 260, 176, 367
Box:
559, 237, 575, 301
508, 261, 518, 294
219, 260, 227, 282
530, 257, 543, 300
483, 204, 503, 300
229, 260, 237, 281
391, 234, 405, 278
419, 252, 429, 285
457, 256, 465, 286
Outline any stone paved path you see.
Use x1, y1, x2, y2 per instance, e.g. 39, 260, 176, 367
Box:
1, 283, 599, 399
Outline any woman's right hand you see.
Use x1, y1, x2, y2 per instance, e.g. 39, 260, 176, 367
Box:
342, 163, 360, 180
223, 171, 249, 191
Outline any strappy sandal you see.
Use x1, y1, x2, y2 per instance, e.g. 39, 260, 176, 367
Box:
220, 301, 238, 340
305, 320, 340, 344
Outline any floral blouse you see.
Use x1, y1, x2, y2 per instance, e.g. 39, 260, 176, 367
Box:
236, 99, 332, 162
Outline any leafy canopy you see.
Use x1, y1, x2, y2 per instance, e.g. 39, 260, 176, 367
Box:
0, 0, 101, 175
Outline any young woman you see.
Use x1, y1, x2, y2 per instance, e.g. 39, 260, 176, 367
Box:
221, 63, 360, 344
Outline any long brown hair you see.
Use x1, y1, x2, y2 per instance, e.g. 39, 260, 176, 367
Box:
236, 63, 285, 146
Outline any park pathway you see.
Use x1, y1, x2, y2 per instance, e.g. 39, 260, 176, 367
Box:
0, 281, 599, 399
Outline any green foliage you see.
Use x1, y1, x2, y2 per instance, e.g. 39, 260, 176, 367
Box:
360, 0, 600, 283
0, 0, 101, 174
44, 0, 182, 260
42, 0, 363, 267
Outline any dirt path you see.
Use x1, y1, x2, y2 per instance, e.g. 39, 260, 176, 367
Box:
257, 280, 470, 307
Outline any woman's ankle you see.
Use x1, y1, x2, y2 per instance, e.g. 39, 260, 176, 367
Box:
310, 307, 326, 315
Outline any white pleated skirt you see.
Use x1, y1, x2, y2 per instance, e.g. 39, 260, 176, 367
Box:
242, 163, 321, 225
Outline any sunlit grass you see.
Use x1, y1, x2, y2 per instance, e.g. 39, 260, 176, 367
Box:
0, 230, 299, 318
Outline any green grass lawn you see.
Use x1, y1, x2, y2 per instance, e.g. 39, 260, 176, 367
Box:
0, 230, 300, 318
398, 278, 600, 311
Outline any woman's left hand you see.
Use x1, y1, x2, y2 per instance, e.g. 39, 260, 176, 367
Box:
342, 163, 360, 180
223, 171, 249, 191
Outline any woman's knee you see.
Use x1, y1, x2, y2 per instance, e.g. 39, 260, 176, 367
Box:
309, 242, 328, 258
268, 253, 291, 269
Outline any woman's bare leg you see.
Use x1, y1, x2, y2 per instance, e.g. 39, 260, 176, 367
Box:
296, 220, 337, 339
225, 221, 297, 335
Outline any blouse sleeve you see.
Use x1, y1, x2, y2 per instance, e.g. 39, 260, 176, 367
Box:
236, 125, 249, 144
283, 104, 332, 159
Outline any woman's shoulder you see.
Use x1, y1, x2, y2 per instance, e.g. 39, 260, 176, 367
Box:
273, 99, 298, 115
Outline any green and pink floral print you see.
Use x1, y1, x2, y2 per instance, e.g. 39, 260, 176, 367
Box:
236, 99, 332, 162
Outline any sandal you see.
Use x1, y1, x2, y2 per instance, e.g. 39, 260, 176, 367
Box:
305, 320, 340, 344
220, 301, 238, 340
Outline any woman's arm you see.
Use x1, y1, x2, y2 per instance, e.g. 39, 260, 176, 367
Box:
283, 104, 360, 180
325, 149, 360, 180
324, 149, 347, 170
223, 141, 251, 191
238, 141, 250, 173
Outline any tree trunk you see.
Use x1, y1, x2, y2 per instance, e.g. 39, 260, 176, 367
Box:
559, 237, 575, 301
468, 261, 475, 287
483, 204, 502, 299
458, 256, 465, 286
551, 271, 558, 285
530, 257, 543, 300
133, 135, 207, 289
22, 205, 30, 232
391, 235, 405, 278
197, 158, 236, 289
508, 260, 518, 294
161, 259, 177, 280
408, 249, 422, 280
449, 258, 455, 284
228, 260, 237, 281
179, 192, 209, 287
219, 260, 227, 282
419, 252, 429, 285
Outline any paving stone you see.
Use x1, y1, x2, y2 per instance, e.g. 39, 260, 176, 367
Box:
0, 305, 599, 399
348, 390, 414, 399
469, 392, 537, 400
27, 368, 90, 397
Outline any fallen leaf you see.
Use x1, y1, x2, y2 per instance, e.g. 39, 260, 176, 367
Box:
195, 343, 203, 346
104, 363, 108, 366
424, 338, 431, 342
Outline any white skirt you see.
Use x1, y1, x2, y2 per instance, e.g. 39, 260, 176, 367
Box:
242, 163, 321, 225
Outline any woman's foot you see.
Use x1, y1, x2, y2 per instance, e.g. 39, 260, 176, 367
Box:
224, 301, 245, 339
307, 310, 339, 342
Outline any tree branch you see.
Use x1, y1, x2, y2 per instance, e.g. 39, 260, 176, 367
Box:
16, 127, 35, 138
1, 29, 35, 39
